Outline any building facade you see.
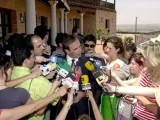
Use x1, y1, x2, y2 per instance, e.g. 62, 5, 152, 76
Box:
0, 0, 116, 46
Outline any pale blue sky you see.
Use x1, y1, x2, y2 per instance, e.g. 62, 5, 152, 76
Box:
116, 0, 160, 25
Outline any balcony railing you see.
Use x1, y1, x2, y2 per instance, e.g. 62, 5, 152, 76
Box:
67, 0, 115, 10
100, 1, 115, 9
67, 0, 96, 5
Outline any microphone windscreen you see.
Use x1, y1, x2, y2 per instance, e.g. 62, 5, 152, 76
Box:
48, 63, 56, 71
50, 56, 57, 63
57, 60, 72, 72
85, 61, 95, 71
93, 70, 105, 85
81, 75, 89, 84
94, 60, 102, 69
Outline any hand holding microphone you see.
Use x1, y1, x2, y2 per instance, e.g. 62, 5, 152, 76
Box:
89, 58, 102, 69
40, 62, 56, 76
81, 75, 91, 91
50, 55, 63, 64
56, 60, 72, 78
85, 61, 111, 85
86, 90, 94, 101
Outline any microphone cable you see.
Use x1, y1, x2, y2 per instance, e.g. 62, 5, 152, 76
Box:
88, 98, 91, 119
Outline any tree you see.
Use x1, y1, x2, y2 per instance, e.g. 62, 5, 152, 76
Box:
124, 36, 133, 43
96, 28, 105, 40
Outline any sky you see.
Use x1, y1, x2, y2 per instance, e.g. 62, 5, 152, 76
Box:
116, 0, 160, 25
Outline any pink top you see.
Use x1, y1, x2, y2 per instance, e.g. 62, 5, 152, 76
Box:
134, 68, 156, 120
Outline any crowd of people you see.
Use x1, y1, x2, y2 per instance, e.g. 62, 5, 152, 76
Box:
0, 25, 160, 120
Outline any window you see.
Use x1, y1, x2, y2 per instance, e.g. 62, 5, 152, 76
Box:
40, 16, 48, 26
105, 19, 109, 29
73, 19, 80, 29
0, 11, 11, 38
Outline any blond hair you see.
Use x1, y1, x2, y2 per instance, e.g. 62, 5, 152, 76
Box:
143, 44, 160, 84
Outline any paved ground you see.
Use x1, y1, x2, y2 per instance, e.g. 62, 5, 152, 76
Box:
95, 41, 104, 53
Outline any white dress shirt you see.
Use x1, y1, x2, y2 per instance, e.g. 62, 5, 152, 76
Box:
66, 55, 79, 66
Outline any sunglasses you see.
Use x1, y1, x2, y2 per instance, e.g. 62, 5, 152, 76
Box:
84, 44, 95, 48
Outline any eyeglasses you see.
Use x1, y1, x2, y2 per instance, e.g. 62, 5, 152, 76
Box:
84, 44, 95, 48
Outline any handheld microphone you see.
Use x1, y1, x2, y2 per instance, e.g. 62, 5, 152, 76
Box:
81, 75, 91, 90
50, 55, 63, 64
85, 61, 108, 85
62, 72, 76, 88
89, 58, 102, 69
62, 72, 80, 91
56, 60, 72, 78
72, 74, 80, 90
40, 62, 56, 76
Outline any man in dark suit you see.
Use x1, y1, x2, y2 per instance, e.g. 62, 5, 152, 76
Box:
58, 35, 89, 120
83, 34, 105, 106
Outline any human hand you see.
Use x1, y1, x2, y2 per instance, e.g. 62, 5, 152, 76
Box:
123, 95, 136, 104
66, 88, 75, 105
101, 69, 110, 76
73, 91, 85, 103
35, 56, 50, 63
52, 78, 62, 89
57, 85, 69, 97
45, 71, 56, 79
155, 88, 160, 106
32, 64, 41, 72
101, 82, 116, 93
86, 90, 94, 101
30, 68, 42, 78
43, 45, 51, 56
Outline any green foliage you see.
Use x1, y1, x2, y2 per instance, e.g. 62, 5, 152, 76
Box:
96, 28, 105, 35
124, 36, 133, 43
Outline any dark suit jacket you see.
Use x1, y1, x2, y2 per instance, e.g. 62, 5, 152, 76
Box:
60, 55, 89, 120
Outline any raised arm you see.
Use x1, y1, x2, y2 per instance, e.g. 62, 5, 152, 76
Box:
0, 86, 68, 120
87, 90, 103, 120
112, 72, 138, 86
93, 53, 109, 60
55, 89, 74, 120
6, 69, 42, 87
102, 83, 157, 98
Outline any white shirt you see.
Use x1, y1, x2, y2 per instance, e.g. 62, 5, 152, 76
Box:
107, 59, 124, 70
66, 55, 79, 66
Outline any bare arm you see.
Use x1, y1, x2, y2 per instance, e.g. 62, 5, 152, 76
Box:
117, 86, 156, 97
87, 90, 103, 120
47, 78, 62, 96
93, 53, 109, 60
102, 83, 157, 98
112, 72, 137, 86
6, 69, 41, 87
136, 96, 158, 115
55, 89, 74, 120
0, 91, 63, 120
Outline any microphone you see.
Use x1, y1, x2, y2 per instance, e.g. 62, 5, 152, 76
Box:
40, 62, 56, 76
72, 74, 80, 90
81, 75, 91, 90
56, 59, 72, 78
89, 58, 102, 69
62, 72, 80, 90
50, 55, 63, 64
85, 61, 108, 85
